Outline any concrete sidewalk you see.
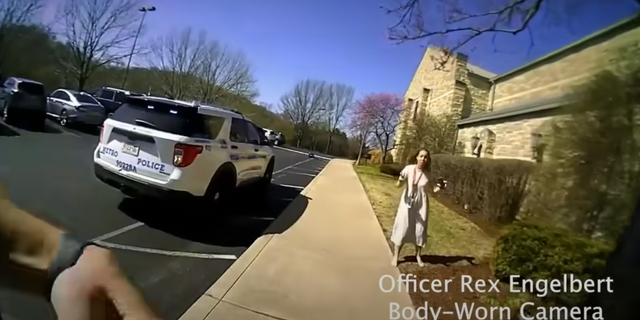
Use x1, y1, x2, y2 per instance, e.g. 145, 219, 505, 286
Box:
179, 159, 415, 320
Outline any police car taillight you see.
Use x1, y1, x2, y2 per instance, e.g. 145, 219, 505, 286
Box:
173, 143, 203, 167
99, 126, 104, 144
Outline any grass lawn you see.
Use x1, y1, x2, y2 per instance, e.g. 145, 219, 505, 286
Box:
355, 164, 532, 317
354, 165, 495, 261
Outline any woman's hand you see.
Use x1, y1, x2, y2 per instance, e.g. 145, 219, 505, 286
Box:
433, 178, 448, 193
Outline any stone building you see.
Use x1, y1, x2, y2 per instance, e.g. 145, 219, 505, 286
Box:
394, 14, 640, 162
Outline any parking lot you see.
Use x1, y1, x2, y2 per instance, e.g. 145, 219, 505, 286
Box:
0, 119, 329, 320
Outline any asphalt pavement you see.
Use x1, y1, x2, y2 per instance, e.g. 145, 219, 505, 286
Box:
0, 119, 329, 320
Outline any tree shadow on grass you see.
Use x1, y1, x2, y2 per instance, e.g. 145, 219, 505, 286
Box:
117, 184, 309, 247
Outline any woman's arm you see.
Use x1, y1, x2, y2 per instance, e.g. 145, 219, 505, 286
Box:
396, 166, 408, 188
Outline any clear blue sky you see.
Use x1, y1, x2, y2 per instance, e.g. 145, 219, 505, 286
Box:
45, 0, 640, 106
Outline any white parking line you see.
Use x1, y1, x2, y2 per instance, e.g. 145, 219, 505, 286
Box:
273, 158, 313, 174
276, 184, 305, 190
289, 167, 322, 174
286, 172, 316, 177
92, 222, 145, 242
94, 241, 238, 260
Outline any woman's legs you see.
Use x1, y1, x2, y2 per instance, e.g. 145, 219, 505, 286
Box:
391, 244, 402, 266
415, 245, 424, 267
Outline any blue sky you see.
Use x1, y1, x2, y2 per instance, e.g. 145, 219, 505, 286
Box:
44, 0, 639, 107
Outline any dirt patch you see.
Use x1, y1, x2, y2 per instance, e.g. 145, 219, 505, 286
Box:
398, 262, 529, 319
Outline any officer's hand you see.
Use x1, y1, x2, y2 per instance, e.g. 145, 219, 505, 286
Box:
51, 245, 160, 320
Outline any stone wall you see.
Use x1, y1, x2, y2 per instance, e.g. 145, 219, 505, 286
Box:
394, 46, 493, 162
492, 21, 640, 109
457, 115, 555, 161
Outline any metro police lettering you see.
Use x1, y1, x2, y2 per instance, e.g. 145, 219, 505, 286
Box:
115, 160, 137, 172
137, 158, 166, 172
101, 146, 118, 157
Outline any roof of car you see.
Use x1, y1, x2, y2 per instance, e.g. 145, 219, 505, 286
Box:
126, 96, 245, 119
10, 77, 43, 85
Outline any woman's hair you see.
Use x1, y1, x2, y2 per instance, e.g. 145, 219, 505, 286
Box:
410, 149, 432, 172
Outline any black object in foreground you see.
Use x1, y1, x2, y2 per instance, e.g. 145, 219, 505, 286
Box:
308, 153, 315, 158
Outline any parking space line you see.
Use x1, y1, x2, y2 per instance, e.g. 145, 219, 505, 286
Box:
286, 172, 316, 177
289, 167, 321, 174
92, 222, 145, 242
273, 158, 313, 174
276, 184, 305, 190
94, 241, 238, 260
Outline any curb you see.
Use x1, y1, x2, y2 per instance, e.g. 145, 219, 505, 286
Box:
178, 159, 335, 320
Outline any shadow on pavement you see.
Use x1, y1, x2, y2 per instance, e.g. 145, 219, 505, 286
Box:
4, 119, 64, 134
65, 123, 100, 136
118, 184, 308, 247
0, 122, 20, 137
401, 254, 477, 266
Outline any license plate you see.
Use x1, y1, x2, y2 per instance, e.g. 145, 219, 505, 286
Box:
122, 143, 139, 156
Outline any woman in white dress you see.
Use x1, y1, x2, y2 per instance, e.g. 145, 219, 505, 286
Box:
390, 149, 445, 267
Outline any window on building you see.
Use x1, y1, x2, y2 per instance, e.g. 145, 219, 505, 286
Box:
407, 98, 415, 119
420, 89, 431, 116
412, 99, 420, 120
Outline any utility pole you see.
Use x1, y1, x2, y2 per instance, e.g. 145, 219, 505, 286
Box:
121, 5, 156, 89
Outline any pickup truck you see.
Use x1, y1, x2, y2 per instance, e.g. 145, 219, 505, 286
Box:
91, 87, 144, 115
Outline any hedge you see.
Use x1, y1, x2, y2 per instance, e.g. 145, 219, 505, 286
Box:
379, 163, 403, 176
494, 221, 612, 306
378, 155, 534, 224
431, 155, 534, 224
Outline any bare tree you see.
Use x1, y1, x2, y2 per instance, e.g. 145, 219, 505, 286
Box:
279, 79, 330, 147
195, 40, 257, 103
382, 0, 639, 68
0, 0, 43, 66
148, 27, 207, 100
55, 0, 143, 90
324, 83, 355, 153
148, 27, 257, 103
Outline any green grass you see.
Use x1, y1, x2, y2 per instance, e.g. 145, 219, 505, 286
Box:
354, 164, 495, 261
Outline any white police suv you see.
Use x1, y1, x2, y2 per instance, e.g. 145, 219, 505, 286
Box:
93, 96, 275, 203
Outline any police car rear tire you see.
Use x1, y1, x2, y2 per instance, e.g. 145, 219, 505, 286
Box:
257, 159, 275, 197
204, 166, 236, 207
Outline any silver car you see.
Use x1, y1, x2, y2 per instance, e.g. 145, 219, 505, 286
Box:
46, 89, 106, 127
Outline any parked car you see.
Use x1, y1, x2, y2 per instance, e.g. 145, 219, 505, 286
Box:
262, 128, 286, 146
92, 87, 144, 116
263, 128, 277, 143
0, 77, 47, 129
46, 89, 107, 128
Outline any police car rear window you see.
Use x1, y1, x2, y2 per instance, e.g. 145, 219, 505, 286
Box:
113, 99, 210, 138
17, 82, 44, 96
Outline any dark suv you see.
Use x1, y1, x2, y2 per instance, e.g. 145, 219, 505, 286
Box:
92, 87, 144, 116
0, 77, 47, 129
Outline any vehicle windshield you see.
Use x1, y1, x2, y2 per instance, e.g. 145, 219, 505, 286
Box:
74, 93, 99, 104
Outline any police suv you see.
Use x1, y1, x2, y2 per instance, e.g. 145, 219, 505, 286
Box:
93, 96, 275, 204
